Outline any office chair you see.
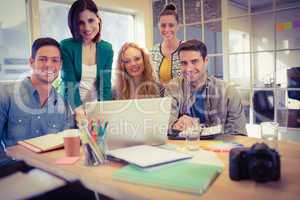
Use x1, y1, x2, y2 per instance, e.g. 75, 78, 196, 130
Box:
287, 67, 300, 101
253, 90, 274, 123
286, 67, 300, 127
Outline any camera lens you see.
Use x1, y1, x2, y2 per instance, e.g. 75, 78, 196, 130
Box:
249, 159, 273, 182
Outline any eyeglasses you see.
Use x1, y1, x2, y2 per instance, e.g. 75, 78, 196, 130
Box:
37, 56, 61, 64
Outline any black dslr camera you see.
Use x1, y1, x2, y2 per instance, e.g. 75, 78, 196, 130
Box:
229, 143, 280, 183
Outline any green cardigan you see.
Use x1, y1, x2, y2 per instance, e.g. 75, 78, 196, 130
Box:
60, 38, 113, 108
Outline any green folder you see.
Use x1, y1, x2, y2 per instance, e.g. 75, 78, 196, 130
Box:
113, 162, 222, 195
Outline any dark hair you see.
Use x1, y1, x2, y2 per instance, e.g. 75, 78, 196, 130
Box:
31, 37, 61, 59
68, 0, 101, 42
159, 3, 179, 22
178, 39, 207, 59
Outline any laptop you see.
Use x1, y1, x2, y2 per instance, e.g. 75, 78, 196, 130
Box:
84, 97, 172, 150
108, 145, 192, 168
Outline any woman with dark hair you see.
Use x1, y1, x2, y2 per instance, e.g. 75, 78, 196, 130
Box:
60, 0, 113, 119
113, 42, 159, 100
151, 4, 182, 86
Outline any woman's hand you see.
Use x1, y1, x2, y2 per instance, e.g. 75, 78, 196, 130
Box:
74, 107, 87, 126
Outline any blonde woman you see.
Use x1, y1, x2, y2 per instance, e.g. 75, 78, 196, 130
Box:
113, 43, 160, 100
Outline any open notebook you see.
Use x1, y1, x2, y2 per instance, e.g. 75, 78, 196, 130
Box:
18, 133, 65, 153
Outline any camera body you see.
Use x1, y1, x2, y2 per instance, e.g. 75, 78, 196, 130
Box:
229, 143, 280, 182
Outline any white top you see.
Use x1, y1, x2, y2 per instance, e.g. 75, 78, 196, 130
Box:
79, 63, 97, 103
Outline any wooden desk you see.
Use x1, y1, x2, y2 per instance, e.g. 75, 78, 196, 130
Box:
6, 136, 300, 200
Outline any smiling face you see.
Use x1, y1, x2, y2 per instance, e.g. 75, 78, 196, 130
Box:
159, 15, 179, 41
179, 50, 208, 83
122, 47, 145, 80
30, 45, 61, 85
78, 9, 100, 43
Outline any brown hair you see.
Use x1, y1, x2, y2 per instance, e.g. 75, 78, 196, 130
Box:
68, 0, 102, 42
159, 3, 179, 22
178, 39, 207, 59
114, 43, 159, 100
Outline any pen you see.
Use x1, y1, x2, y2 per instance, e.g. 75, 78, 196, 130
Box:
104, 121, 108, 131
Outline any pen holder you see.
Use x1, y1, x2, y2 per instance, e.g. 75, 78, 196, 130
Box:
83, 144, 101, 166
97, 122, 108, 156
96, 126, 108, 159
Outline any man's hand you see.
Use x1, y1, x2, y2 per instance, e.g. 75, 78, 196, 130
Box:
172, 115, 195, 132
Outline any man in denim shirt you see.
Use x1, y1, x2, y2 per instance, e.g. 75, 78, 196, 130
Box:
165, 39, 247, 135
0, 38, 75, 152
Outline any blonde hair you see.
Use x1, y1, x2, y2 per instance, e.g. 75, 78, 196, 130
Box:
114, 42, 159, 100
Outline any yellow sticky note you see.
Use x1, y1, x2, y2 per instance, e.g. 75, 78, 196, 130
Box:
284, 22, 292, 30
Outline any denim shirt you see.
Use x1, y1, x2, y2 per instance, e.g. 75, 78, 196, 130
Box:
0, 78, 75, 150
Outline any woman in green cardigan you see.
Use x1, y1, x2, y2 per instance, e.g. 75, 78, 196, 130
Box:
60, 0, 113, 119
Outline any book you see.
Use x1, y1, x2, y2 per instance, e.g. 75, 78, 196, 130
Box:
107, 145, 192, 168
179, 124, 222, 138
18, 133, 65, 153
113, 162, 222, 195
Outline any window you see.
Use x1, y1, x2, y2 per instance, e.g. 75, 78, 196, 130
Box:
0, 0, 30, 81
152, 0, 300, 129
39, 0, 70, 42
152, 0, 223, 79
228, 0, 300, 127
100, 10, 135, 63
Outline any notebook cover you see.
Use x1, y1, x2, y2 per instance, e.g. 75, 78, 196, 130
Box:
113, 162, 221, 195
18, 134, 64, 153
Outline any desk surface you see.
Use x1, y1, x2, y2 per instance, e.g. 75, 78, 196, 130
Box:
6, 135, 300, 200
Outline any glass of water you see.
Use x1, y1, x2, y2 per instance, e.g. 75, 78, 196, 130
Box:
260, 122, 279, 149
185, 119, 204, 151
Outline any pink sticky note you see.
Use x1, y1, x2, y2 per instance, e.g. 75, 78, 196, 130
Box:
55, 156, 80, 165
